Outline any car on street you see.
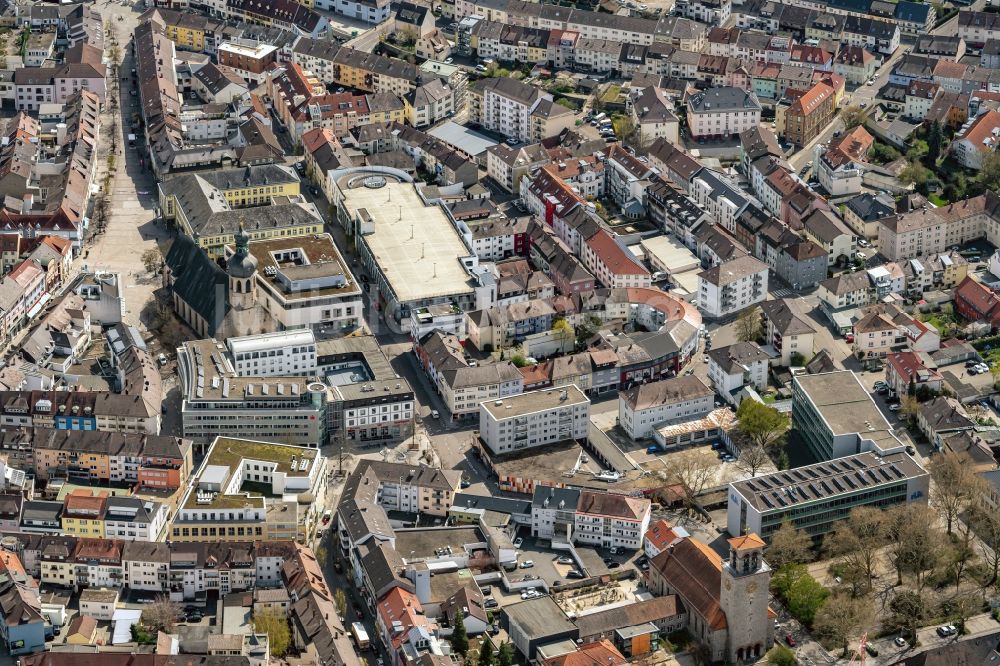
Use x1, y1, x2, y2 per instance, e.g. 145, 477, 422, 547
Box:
158, 353, 168, 366
895, 637, 907, 647
888, 404, 901, 411
646, 445, 660, 454
609, 547, 619, 555
431, 409, 440, 419
513, 537, 523, 548
519, 560, 534, 568
608, 562, 621, 569
905, 445, 916, 455
557, 556, 574, 564
936, 625, 953, 637
187, 613, 204, 623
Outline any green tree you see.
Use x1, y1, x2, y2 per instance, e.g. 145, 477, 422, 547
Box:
840, 105, 868, 130
511, 354, 528, 368
552, 318, 575, 350
736, 401, 790, 453
253, 610, 291, 657
335, 589, 347, 619
766, 520, 813, 569
978, 149, 1000, 192
927, 120, 943, 166
899, 161, 932, 187
770, 564, 828, 626
479, 641, 494, 666
450, 610, 469, 656
906, 139, 929, 163
497, 642, 514, 666
766, 645, 797, 666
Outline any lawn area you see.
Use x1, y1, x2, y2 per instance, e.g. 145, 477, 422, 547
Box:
928, 193, 948, 207
600, 84, 622, 103
918, 305, 959, 335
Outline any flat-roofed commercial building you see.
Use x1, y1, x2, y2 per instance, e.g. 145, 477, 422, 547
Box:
333, 176, 487, 331
791, 370, 901, 462
727, 450, 929, 540
170, 437, 326, 541
479, 385, 590, 454
177, 338, 329, 446
170, 437, 326, 542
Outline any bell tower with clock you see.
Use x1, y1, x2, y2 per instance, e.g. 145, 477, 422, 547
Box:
719, 534, 772, 663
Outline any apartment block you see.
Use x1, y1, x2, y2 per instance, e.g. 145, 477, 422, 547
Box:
478, 385, 590, 454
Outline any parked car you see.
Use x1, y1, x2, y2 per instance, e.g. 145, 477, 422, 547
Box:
484, 598, 499, 609
895, 637, 907, 647
513, 537, 523, 548
431, 409, 440, 419
646, 445, 659, 454
888, 404, 901, 411
608, 562, 621, 569
157, 353, 168, 366
567, 569, 584, 579
905, 445, 916, 455
519, 560, 534, 569
557, 556, 574, 565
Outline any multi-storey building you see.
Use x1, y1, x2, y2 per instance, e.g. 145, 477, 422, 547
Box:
777, 82, 835, 148
706, 341, 769, 404
170, 437, 326, 543
686, 87, 761, 139
581, 230, 652, 289
619, 376, 714, 440
478, 385, 590, 454
791, 370, 899, 462
727, 451, 928, 540
697, 255, 768, 319
530, 486, 652, 550
468, 77, 575, 144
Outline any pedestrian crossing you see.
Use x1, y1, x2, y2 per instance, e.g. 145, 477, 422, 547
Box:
769, 286, 797, 298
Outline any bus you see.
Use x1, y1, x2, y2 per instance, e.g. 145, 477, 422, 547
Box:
351, 622, 370, 650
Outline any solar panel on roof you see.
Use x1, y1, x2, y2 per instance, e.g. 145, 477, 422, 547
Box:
844, 475, 857, 489
878, 467, 892, 482
761, 495, 774, 509
831, 477, 844, 492
820, 481, 832, 494
808, 483, 820, 498
746, 481, 757, 492
867, 470, 880, 483
774, 493, 787, 507
855, 471, 869, 486
853, 458, 867, 469
758, 478, 771, 489
889, 464, 904, 479
807, 469, 819, 479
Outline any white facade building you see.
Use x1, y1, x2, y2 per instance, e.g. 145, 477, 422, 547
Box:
697, 256, 769, 319
227, 330, 318, 377
706, 341, 770, 404
479, 385, 590, 454
619, 376, 715, 440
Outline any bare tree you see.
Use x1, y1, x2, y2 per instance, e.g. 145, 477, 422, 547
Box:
971, 504, 1000, 587
735, 444, 771, 477
812, 592, 875, 657
660, 448, 717, 511
900, 395, 922, 425
887, 503, 946, 592
929, 451, 987, 535
735, 306, 762, 343
822, 506, 887, 595
766, 520, 813, 569
141, 594, 182, 633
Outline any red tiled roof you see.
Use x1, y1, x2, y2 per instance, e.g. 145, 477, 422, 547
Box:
789, 82, 834, 117
542, 640, 627, 666
650, 537, 727, 630
645, 519, 682, 552
585, 230, 649, 277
